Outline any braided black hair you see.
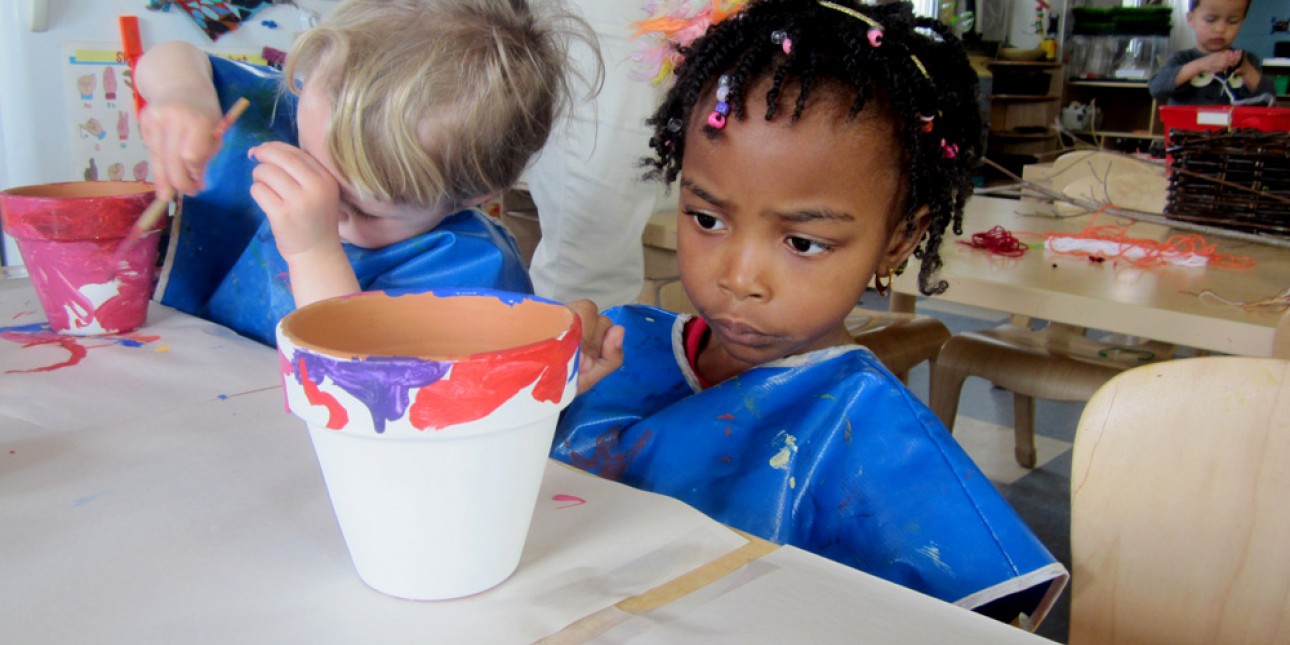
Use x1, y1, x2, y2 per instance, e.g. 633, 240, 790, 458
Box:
644, 0, 982, 295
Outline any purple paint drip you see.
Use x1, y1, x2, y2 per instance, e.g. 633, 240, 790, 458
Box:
292, 350, 450, 433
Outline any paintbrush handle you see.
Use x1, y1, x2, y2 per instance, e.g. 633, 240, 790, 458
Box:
214, 97, 251, 137
131, 196, 171, 233
128, 97, 250, 234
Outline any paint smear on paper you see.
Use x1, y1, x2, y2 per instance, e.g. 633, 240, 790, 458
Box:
0, 322, 160, 373
552, 494, 586, 509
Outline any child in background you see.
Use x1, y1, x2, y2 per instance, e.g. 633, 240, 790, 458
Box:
560, 0, 1067, 626
1149, 0, 1276, 105
137, 0, 590, 345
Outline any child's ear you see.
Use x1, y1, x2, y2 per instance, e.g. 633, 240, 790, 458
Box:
460, 192, 498, 208
879, 205, 931, 273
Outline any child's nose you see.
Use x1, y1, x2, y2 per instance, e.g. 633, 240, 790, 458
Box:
716, 244, 768, 301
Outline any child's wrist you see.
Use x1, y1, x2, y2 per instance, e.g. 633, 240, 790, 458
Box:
284, 242, 347, 273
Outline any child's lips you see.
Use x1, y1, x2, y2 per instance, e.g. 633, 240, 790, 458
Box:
710, 318, 776, 347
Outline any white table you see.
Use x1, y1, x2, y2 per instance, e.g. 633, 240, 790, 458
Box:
891, 196, 1290, 357
0, 277, 1054, 643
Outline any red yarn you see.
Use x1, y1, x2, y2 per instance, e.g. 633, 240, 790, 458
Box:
957, 225, 1029, 257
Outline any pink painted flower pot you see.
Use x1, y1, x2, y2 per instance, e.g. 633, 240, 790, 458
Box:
276, 289, 581, 600
0, 181, 165, 335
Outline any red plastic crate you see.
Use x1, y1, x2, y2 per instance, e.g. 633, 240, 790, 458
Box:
1160, 106, 1290, 146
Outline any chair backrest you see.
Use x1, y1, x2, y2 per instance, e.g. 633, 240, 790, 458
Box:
1069, 357, 1290, 645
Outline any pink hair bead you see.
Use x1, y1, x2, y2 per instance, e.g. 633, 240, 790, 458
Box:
708, 112, 728, 129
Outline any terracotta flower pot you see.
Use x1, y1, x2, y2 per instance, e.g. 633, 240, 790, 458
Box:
276, 289, 581, 600
0, 181, 165, 335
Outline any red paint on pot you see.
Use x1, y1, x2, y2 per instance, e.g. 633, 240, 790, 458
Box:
0, 181, 166, 335
408, 326, 579, 430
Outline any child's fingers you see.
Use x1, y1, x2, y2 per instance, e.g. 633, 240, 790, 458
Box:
599, 323, 625, 372
139, 107, 218, 195
570, 299, 624, 394
576, 321, 624, 394
248, 180, 285, 216
176, 128, 220, 189
249, 142, 333, 191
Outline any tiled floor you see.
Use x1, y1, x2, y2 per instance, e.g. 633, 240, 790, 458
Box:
857, 296, 1083, 643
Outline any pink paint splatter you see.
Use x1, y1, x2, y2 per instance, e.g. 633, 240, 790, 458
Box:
552, 494, 585, 509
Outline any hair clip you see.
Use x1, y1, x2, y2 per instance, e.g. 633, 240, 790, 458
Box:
940, 139, 958, 159
771, 30, 793, 55
817, 1, 883, 47
708, 75, 731, 129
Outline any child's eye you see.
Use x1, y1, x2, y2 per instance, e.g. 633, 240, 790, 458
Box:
786, 236, 831, 256
340, 202, 376, 219
685, 210, 726, 231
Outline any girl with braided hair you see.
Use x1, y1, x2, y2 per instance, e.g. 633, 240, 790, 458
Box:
559, 0, 1066, 625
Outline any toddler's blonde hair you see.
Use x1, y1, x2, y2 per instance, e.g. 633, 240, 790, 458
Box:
286, 0, 592, 209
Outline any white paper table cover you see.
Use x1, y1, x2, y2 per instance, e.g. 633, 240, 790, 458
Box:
0, 276, 748, 644
588, 545, 1056, 644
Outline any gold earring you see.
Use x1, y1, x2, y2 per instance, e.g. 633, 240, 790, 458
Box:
873, 267, 894, 297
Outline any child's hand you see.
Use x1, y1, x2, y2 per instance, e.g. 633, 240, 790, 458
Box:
138, 97, 223, 198
135, 41, 222, 198
249, 141, 358, 308
1197, 50, 1243, 75
568, 299, 624, 394
248, 141, 343, 261
1232, 52, 1262, 85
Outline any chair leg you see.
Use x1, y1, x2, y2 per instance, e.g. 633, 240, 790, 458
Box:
929, 344, 973, 434
1012, 392, 1038, 468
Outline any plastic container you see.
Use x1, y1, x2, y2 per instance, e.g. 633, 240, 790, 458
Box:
1159, 106, 1290, 146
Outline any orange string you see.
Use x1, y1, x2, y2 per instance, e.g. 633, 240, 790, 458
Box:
1040, 223, 1256, 268
1010, 208, 1256, 269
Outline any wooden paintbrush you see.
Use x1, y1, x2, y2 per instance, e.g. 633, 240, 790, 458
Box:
112, 97, 251, 270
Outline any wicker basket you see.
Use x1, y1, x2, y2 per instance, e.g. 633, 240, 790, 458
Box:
1165, 129, 1290, 237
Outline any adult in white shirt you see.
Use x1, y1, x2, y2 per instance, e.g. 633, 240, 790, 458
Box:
525, 2, 669, 307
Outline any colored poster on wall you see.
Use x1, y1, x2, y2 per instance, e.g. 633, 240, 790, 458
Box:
62, 44, 267, 185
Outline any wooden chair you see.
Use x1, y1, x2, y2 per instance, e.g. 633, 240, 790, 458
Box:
1274, 308, 1290, 359
1069, 356, 1290, 645
845, 308, 950, 386
929, 319, 1172, 467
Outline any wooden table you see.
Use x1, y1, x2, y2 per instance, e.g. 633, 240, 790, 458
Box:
0, 277, 1053, 643
891, 196, 1290, 357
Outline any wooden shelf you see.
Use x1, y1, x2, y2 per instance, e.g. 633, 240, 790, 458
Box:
1062, 78, 1162, 143
986, 61, 1062, 68
993, 129, 1058, 139
1068, 130, 1162, 141
987, 63, 1063, 160
1067, 80, 1149, 89
991, 94, 1062, 101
